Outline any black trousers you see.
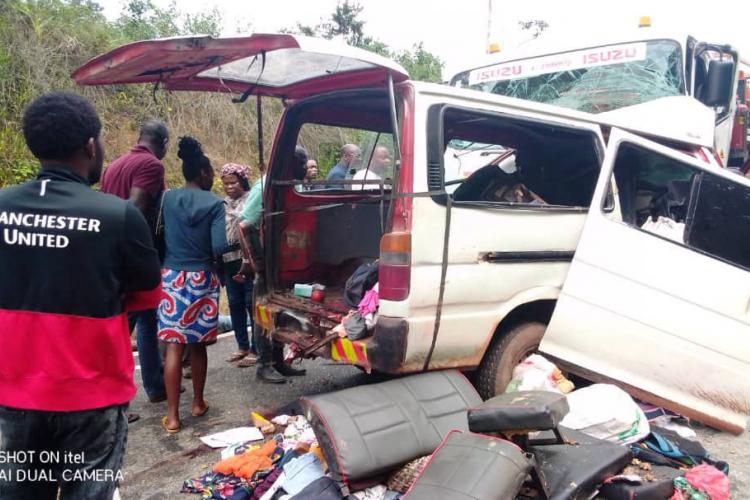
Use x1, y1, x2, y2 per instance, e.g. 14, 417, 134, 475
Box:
252, 276, 283, 366
0, 404, 128, 500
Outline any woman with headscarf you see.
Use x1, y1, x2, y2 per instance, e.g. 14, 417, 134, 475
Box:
158, 136, 227, 433
220, 163, 257, 367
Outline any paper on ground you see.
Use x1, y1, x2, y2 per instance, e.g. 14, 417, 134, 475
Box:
200, 427, 264, 448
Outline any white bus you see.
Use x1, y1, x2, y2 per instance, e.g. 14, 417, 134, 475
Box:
450, 29, 741, 166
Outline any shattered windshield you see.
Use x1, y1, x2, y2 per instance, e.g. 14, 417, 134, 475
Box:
456, 40, 684, 113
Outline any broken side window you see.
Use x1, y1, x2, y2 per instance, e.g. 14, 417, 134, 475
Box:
429, 105, 602, 209
609, 142, 750, 271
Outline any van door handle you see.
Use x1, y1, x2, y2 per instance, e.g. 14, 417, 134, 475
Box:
479, 251, 575, 263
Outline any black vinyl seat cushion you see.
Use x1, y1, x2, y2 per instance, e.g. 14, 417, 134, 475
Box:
404, 430, 531, 500
301, 370, 482, 488
531, 427, 633, 500
468, 391, 569, 433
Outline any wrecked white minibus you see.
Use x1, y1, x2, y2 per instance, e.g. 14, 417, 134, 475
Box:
74, 34, 750, 433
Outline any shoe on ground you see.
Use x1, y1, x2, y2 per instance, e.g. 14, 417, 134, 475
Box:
274, 362, 306, 377
257, 364, 286, 384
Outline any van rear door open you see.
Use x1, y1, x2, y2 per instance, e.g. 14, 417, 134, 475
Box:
541, 127, 750, 434
72, 34, 409, 98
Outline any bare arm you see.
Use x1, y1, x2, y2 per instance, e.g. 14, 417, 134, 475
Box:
129, 186, 152, 216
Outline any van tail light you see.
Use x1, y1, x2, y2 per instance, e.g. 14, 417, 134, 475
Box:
379, 232, 411, 301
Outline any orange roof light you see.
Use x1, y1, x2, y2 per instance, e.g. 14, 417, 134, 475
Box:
488, 42, 502, 54
639, 16, 651, 28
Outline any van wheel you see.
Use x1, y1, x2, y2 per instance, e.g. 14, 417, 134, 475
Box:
476, 321, 546, 399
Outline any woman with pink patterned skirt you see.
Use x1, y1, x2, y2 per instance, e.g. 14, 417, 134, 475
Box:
157, 137, 227, 433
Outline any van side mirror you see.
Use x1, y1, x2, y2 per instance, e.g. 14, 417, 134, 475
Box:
702, 59, 735, 107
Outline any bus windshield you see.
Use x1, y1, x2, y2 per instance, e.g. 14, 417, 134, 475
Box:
452, 40, 684, 114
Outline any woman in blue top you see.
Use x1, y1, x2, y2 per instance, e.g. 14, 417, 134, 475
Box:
158, 136, 227, 433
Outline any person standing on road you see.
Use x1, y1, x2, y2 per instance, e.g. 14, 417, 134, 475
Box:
101, 119, 169, 405
158, 137, 227, 433
240, 146, 309, 384
0, 92, 162, 499
219, 162, 258, 367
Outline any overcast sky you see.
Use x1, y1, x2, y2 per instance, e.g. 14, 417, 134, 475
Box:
97, 0, 749, 79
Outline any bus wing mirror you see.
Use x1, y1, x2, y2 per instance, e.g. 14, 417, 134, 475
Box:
703, 59, 735, 107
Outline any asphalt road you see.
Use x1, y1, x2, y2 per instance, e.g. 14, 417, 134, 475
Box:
120, 332, 368, 499
119, 332, 749, 499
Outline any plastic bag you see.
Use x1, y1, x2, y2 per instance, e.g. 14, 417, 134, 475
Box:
505, 354, 574, 394
561, 384, 650, 445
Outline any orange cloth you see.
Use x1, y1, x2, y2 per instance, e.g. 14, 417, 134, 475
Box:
213, 440, 277, 479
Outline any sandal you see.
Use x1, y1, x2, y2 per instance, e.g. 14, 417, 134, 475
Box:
192, 403, 210, 418
226, 351, 250, 363
161, 416, 180, 434
237, 354, 259, 368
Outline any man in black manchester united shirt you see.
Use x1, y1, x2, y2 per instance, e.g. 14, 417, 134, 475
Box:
0, 92, 161, 500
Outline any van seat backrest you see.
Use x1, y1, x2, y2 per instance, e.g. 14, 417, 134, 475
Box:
300, 370, 482, 488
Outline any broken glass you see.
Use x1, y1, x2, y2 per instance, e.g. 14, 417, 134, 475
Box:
471, 41, 684, 114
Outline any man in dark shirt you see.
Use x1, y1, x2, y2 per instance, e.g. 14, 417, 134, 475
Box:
101, 120, 169, 404
0, 92, 161, 499
324, 144, 361, 188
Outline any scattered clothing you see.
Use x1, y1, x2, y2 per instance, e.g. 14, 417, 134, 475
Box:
289, 476, 341, 500
214, 440, 277, 479
259, 471, 287, 500
182, 471, 251, 500
251, 467, 283, 500
344, 312, 368, 340
343, 261, 379, 308
352, 484, 388, 500
681, 464, 730, 500
631, 426, 728, 473
201, 427, 265, 449
672, 476, 707, 500
272, 415, 293, 426
358, 283, 379, 317
158, 269, 220, 344
282, 453, 325, 496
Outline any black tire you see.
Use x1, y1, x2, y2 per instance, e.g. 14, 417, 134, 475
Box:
476, 321, 546, 399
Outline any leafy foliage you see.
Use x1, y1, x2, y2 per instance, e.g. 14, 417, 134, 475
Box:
292, 0, 443, 82
0, 0, 443, 188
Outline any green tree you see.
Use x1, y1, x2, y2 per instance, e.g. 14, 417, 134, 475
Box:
184, 7, 222, 37
288, 1, 443, 81
324, 0, 365, 46
396, 43, 443, 83
116, 0, 180, 41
